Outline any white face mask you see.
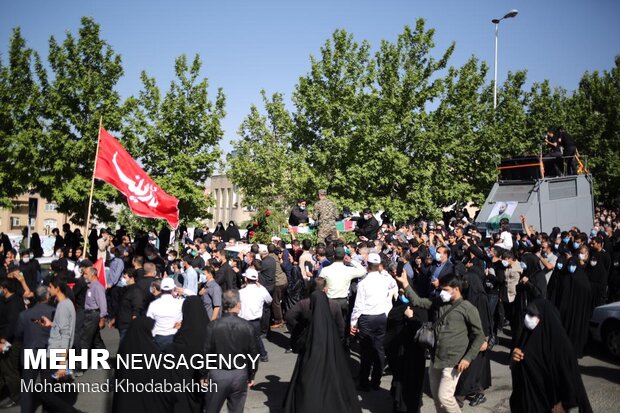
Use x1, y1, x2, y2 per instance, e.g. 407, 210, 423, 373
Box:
199, 273, 207, 284
439, 290, 452, 303
119, 277, 128, 287
168, 255, 174, 261
22, 257, 30, 263
578, 253, 586, 261
524, 314, 540, 330
590, 260, 598, 267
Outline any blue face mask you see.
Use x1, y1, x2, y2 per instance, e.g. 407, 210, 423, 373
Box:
199, 273, 207, 284
502, 260, 509, 268
119, 277, 128, 287
554, 243, 559, 250
563, 237, 570, 244
556, 262, 564, 270
573, 242, 580, 250
399, 295, 410, 304
568, 265, 577, 273
520, 261, 528, 270
435, 252, 442, 262
536, 239, 541, 245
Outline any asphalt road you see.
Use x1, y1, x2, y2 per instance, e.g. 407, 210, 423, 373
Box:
4, 325, 619, 413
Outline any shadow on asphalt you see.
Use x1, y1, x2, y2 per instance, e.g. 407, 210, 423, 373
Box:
251, 374, 288, 412
266, 330, 291, 351
578, 365, 620, 384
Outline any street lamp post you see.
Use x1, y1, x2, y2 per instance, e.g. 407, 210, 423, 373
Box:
492, 9, 518, 109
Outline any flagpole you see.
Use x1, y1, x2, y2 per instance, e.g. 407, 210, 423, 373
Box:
84, 117, 103, 259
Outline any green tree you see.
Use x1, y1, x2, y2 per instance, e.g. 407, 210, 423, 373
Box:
227, 90, 308, 211
289, 20, 455, 219
431, 56, 495, 207
569, 56, 620, 202
125, 54, 225, 225
36, 17, 126, 224
0, 28, 44, 207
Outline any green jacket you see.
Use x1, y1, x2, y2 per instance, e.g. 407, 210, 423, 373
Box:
405, 285, 485, 369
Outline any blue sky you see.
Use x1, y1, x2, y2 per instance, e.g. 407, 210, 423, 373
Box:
2, 0, 619, 153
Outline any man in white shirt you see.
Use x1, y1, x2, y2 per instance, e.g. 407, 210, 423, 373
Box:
350, 253, 393, 391
199, 242, 212, 263
146, 277, 184, 352
239, 268, 272, 362
321, 246, 366, 339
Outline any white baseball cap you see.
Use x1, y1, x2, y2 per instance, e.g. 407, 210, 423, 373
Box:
367, 253, 381, 264
161, 277, 175, 291
244, 268, 259, 281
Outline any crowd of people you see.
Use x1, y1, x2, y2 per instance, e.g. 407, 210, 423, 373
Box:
0, 191, 619, 413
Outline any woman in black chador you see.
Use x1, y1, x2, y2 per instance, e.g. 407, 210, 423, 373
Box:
112, 317, 179, 413
283, 291, 361, 413
549, 257, 592, 357
510, 299, 592, 413
223, 221, 241, 242
171, 296, 209, 413
384, 294, 426, 413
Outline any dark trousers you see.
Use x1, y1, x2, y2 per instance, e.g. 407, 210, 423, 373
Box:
118, 328, 127, 346
73, 309, 85, 352
358, 314, 387, 387
0, 341, 21, 402
154, 334, 174, 353
248, 319, 267, 358
487, 294, 499, 336
548, 150, 563, 177
21, 363, 40, 413
564, 146, 577, 175
260, 300, 272, 335
271, 284, 287, 323
333, 297, 350, 344
204, 369, 248, 413
37, 365, 79, 413
81, 310, 105, 369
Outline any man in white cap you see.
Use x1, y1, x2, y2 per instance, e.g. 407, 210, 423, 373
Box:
146, 277, 184, 352
239, 268, 272, 362
350, 253, 393, 391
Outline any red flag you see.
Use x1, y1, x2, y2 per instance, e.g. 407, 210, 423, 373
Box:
93, 257, 107, 288
94, 128, 180, 229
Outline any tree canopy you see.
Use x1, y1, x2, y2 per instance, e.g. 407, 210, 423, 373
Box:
228, 20, 620, 219
1, 17, 618, 228
0, 17, 224, 227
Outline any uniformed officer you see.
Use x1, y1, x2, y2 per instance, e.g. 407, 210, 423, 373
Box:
312, 189, 338, 244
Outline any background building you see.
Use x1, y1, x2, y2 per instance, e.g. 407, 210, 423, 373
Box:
0, 193, 72, 236
204, 175, 253, 228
